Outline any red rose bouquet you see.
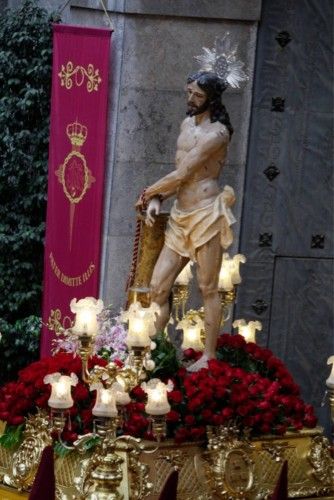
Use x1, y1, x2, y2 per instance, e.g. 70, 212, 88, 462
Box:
0, 333, 317, 449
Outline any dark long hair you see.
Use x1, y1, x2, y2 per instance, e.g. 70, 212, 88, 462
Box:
187, 71, 233, 138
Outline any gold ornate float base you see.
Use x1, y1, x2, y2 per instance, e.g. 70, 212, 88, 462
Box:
0, 424, 333, 499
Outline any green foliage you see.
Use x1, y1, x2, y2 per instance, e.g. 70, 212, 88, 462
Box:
0, 424, 24, 449
150, 331, 180, 379
0, 1, 60, 382
0, 0, 59, 322
0, 315, 41, 385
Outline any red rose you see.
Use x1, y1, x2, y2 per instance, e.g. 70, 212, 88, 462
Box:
233, 367, 246, 380
221, 407, 234, 421
166, 410, 180, 423
113, 359, 124, 368
175, 427, 189, 443
230, 388, 248, 405
258, 401, 270, 411
215, 385, 227, 398
292, 420, 303, 430
131, 386, 146, 401
183, 348, 197, 360
168, 390, 183, 404
81, 409, 93, 426
73, 384, 89, 402
201, 409, 213, 422
217, 333, 232, 347
262, 411, 274, 423
236, 403, 253, 417
303, 414, 317, 428
185, 415, 196, 426
274, 424, 287, 435
187, 397, 202, 412
190, 426, 206, 440
267, 356, 284, 370
185, 385, 198, 398
212, 414, 223, 425
229, 334, 246, 349
177, 367, 187, 378
8, 415, 25, 426
260, 423, 271, 434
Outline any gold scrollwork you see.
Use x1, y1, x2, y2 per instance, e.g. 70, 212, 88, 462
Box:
261, 441, 293, 462
58, 61, 102, 92
157, 449, 184, 471
3, 411, 52, 492
198, 426, 255, 499
45, 308, 73, 334
308, 435, 334, 485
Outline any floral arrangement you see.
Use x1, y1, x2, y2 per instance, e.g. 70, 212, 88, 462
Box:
0, 333, 317, 449
0, 353, 108, 446
126, 333, 317, 442
52, 307, 128, 362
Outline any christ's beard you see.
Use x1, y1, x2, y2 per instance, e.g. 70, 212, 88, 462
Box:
186, 100, 209, 116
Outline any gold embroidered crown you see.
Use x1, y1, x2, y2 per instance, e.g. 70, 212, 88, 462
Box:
66, 120, 88, 147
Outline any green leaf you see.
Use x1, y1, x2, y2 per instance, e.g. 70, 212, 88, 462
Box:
0, 424, 24, 449
53, 441, 73, 458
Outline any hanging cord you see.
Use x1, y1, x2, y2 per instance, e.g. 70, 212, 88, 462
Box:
99, 0, 114, 31
58, 0, 114, 31
59, 0, 71, 14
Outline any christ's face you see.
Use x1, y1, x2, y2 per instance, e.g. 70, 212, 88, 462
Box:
186, 81, 209, 116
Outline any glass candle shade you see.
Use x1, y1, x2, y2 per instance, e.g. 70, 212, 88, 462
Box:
175, 261, 193, 285
218, 253, 247, 291
233, 319, 262, 343
44, 372, 78, 409
218, 254, 234, 291
121, 301, 160, 348
181, 325, 204, 351
229, 254, 247, 284
70, 297, 104, 337
326, 355, 334, 389
142, 379, 173, 416
91, 384, 118, 418
111, 382, 131, 406
177, 312, 205, 351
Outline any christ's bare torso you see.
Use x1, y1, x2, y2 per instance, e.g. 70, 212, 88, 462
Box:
175, 116, 228, 211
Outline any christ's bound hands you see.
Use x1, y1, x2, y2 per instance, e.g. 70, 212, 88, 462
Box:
145, 197, 161, 226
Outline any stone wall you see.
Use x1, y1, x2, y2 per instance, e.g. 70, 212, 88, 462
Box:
6, 0, 261, 313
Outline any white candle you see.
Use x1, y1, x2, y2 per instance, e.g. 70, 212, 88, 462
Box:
70, 297, 104, 336
218, 253, 247, 291
230, 254, 246, 284
326, 355, 334, 389
142, 379, 173, 415
44, 372, 78, 409
120, 302, 160, 348
91, 384, 118, 418
233, 319, 262, 343
218, 254, 234, 291
177, 315, 204, 351
175, 262, 193, 285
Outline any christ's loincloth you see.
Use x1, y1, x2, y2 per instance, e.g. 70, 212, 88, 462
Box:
164, 186, 236, 261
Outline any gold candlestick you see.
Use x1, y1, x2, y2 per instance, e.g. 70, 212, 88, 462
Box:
78, 332, 93, 384
173, 283, 189, 320
150, 415, 167, 441
218, 286, 237, 326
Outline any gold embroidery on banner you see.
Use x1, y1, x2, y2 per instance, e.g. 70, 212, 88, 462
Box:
58, 61, 102, 92
45, 308, 73, 334
55, 121, 95, 250
49, 252, 95, 287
